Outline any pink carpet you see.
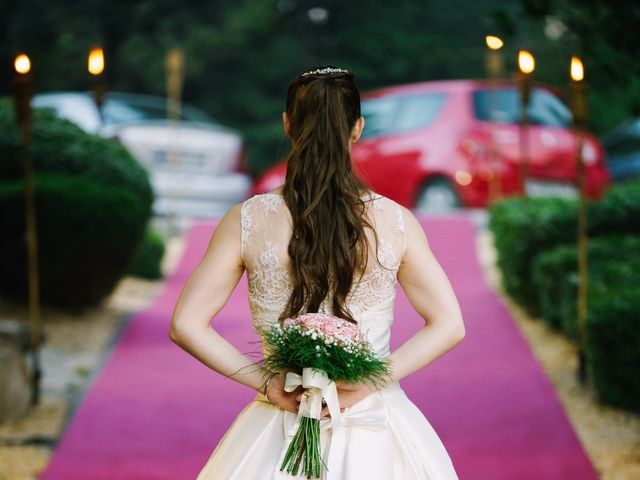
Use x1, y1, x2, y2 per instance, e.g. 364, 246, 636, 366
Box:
39, 215, 599, 479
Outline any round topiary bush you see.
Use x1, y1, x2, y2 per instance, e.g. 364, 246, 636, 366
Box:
125, 225, 166, 280
0, 98, 154, 309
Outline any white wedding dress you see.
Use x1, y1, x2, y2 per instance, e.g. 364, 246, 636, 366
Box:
196, 192, 459, 480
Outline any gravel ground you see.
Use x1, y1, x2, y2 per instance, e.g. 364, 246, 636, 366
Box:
475, 229, 640, 480
1, 223, 637, 480
0, 235, 186, 480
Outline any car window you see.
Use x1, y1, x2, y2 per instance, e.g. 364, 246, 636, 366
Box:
360, 97, 399, 139
605, 121, 640, 155
102, 99, 149, 125
361, 92, 446, 139
102, 97, 213, 125
473, 88, 571, 127
528, 89, 572, 127
32, 96, 100, 132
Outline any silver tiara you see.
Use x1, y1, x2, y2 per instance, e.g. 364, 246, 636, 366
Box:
301, 67, 350, 76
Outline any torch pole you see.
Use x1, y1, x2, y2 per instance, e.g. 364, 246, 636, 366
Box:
12, 59, 43, 406
571, 65, 589, 384
88, 47, 106, 126
517, 50, 535, 198
518, 73, 530, 197
485, 36, 504, 203
165, 47, 185, 235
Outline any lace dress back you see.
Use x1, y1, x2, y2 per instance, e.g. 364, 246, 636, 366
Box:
240, 191, 406, 358
196, 192, 460, 479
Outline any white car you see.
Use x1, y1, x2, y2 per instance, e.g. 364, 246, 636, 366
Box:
32, 92, 251, 220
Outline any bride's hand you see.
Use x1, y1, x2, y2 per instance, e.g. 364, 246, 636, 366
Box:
294, 380, 377, 419
264, 372, 303, 414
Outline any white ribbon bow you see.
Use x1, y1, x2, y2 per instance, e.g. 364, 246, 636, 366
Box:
279, 368, 389, 479
282, 367, 342, 434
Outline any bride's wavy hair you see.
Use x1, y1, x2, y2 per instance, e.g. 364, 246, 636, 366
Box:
279, 66, 386, 325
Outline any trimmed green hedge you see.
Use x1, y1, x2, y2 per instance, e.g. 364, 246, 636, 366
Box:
0, 175, 151, 307
490, 181, 640, 411
586, 286, 640, 410
0, 101, 151, 200
532, 235, 640, 338
489, 180, 640, 313
0, 99, 153, 309
531, 245, 574, 331
489, 197, 576, 313
125, 226, 166, 280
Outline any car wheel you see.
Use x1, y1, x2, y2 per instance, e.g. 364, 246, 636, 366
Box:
415, 178, 461, 213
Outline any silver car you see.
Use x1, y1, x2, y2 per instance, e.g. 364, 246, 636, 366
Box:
31, 92, 251, 220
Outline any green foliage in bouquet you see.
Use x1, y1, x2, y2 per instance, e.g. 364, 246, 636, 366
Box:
258, 313, 392, 478
258, 322, 390, 387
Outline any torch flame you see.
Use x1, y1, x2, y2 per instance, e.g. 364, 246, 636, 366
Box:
485, 36, 504, 50
518, 50, 535, 74
570, 55, 584, 82
14, 54, 31, 74
88, 48, 105, 76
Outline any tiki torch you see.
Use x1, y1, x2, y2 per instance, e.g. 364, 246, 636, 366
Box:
12, 53, 44, 406
165, 47, 185, 234
570, 55, 589, 384
485, 35, 504, 203
88, 47, 106, 124
517, 50, 535, 196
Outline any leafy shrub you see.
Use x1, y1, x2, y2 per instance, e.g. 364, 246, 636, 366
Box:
489, 197, 576, 313
0, 175, 151, 308
489, 179, 640, 313
532, 235, 640, 338
125, 226, 166, 280
531, 246, 574, 330
586, 180, 640, 235
586, 285, 640, 410
0, 99, 153, 309
490, 184, 640, 411
0, 99, 151, 201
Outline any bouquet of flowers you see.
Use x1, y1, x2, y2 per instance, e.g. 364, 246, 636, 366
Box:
259, 312, 391, 479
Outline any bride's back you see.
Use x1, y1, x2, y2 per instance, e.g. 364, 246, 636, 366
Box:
241, 191, 406, 357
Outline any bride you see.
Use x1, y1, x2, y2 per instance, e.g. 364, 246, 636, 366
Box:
169, 66, 465, 479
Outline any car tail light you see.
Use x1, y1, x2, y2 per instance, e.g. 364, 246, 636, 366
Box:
454, 170, 473, 186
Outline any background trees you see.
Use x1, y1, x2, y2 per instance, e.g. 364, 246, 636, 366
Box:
2, 0, 637, 173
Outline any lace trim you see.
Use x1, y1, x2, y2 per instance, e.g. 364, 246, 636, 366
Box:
240, 200, 252, 263
241, 192, 402, 331
395, 204, 404, 233
259, 193, 282, 213
393, 201, 407, 257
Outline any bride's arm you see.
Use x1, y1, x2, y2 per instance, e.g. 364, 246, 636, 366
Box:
390, 207, 466, 382
168, 204, 274, 394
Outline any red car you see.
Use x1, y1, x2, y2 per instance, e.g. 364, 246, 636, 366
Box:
252, 80, 611, 211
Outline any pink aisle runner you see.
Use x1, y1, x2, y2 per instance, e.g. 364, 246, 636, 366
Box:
39, 215, 598, 480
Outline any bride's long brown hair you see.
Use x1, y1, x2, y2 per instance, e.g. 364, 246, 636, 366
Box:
279, 66, 385, 324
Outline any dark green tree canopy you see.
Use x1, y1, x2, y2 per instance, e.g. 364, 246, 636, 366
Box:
2, 0, 636, 172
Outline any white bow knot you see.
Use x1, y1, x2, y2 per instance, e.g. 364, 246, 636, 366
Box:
282, 367, 342, 435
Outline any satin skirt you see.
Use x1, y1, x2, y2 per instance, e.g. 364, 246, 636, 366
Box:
195, 381, 459, 480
